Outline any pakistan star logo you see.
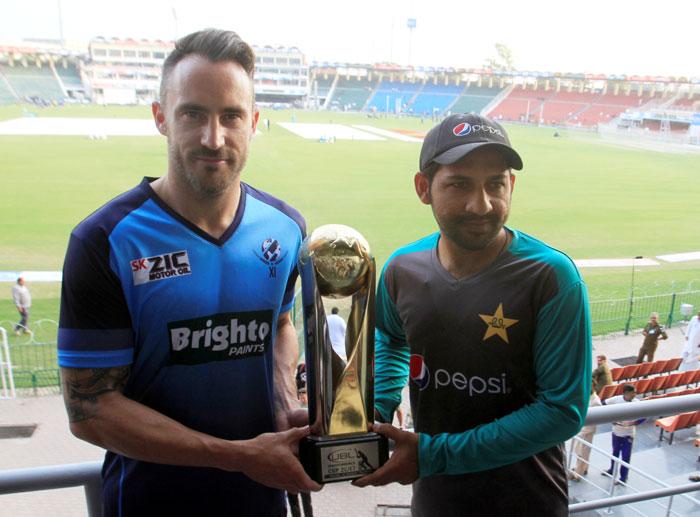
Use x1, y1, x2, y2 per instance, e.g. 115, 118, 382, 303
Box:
479, 303, 519, 344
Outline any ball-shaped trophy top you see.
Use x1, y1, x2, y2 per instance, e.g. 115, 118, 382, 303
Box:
306, 224, 371, 299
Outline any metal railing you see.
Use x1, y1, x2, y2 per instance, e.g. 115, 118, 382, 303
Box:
2, 394, 700, 516
0, 327, 16, 399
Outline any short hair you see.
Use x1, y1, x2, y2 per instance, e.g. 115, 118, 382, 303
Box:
16, 277, 23, 284
331, 307, 339, 315
597, 354, 607, 360
159, 28, 255, 104
650, 312, 659, 318
622, 384, 635, 394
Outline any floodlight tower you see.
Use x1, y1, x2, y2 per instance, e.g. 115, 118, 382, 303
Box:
407, 18, 416, 66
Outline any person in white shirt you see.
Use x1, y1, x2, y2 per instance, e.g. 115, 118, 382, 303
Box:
326, 307, 347, 360
11, 277, 32, 336
602, 384, 641, 484
681, 311, 700, 371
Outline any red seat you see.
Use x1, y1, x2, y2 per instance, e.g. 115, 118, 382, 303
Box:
650, 360, 668, 375
666, 358, 683, 372
610, 367, 624, 382
634, 379, 652, 396
666, 372, 685, 390
679, 371, 696, 387
691, 370, 700, 385
648, 376, 668, 394
620, 364, 640, 380
598, 384, 618, 401
636, 362, 654, 377
656, 411, 696, 444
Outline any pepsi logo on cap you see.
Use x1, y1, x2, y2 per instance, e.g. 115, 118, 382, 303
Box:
453, 122, 472, 136
410, 354, 430, 390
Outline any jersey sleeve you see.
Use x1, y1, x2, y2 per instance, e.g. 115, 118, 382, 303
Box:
58, 233, 135, 368
374, 266, 410, 423
418, 280, 592, 476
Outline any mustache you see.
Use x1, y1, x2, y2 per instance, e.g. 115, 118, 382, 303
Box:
190, 149, 233, 161
454, 213, 500, 225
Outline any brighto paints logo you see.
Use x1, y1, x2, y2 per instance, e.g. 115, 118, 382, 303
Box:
452, 123, 504, 138
168, 310, 273, 365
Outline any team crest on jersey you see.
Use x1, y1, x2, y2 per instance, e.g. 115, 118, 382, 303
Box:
131, 250, 191, 286
478, 303, 519, 344
254, 238, 287, 279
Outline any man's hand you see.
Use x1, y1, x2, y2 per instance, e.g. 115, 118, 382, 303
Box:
276, 407, 309, 432
352, 423, 419, 487
238, 426, 322, 493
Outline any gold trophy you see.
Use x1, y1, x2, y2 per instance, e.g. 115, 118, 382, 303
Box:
298, 224, 388, 483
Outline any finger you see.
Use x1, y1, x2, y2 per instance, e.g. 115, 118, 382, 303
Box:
372, 422, 402, 440
352, 460, 395, 487
284, 425, 311, 441
287, 408, 309, 428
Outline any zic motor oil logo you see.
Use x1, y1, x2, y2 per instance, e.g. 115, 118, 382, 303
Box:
131, 250, 191, 286
255, 238, 287, 279
410, 354, 430, 390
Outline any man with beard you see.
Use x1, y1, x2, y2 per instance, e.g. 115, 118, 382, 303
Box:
354, 114, 591, 516
57, 29, 320, 516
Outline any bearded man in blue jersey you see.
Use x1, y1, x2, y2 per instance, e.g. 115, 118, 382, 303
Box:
58, 29, 321, 516
354, 114, 591, 516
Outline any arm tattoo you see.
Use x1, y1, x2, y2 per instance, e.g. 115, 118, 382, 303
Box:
61, 366, 130, 423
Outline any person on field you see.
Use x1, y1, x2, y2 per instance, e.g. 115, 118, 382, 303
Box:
57, 28, 320, 516
681, 310, 700, 371
636, 312, 668, 363
354, 113, 591, 517
12, 276, 32, 336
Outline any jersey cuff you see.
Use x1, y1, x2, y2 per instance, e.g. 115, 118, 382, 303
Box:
58, 348, 134, 368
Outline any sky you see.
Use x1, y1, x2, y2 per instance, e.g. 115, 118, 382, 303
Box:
0, 0, 698, 78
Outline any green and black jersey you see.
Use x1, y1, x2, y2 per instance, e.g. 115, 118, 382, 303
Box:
375, 228, 591, 516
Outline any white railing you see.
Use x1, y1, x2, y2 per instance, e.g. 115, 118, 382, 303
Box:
1, 392, 700, 516
0, 327, 16, 399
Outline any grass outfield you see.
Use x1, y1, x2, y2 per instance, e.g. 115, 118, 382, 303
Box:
0, 104, 698, 340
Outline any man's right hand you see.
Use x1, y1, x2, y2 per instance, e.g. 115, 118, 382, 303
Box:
237, 426, 322, 494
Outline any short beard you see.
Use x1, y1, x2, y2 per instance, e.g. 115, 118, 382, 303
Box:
169, 144, 246, 199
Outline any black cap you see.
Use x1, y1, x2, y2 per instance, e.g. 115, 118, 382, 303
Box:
419, 113, 523, 172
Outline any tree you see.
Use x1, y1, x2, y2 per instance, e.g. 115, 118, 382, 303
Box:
484, 43, 515, 71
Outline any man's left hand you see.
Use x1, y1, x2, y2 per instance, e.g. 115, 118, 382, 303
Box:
276, 408, 309, 432
352, 423, 419, 487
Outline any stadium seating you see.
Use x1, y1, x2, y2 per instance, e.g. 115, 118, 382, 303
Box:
55, 63, 83, 88
1, 63, 65, 102
655, 411, 700, 444
330, 76, 376, 111
410, 82, 463, 117
0, 77, 16, 104
450, 85, 504, 115
365, 80, 422, 114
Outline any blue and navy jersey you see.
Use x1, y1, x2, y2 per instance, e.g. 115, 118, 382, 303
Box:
58, 177, 305, 516
374, 228, 591, 515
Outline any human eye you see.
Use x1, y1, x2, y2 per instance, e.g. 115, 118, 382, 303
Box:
182, 109, 202, 121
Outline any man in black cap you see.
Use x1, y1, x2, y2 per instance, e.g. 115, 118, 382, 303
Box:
354, 114, 591, 516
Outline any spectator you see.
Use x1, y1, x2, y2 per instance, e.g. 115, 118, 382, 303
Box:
11, 276, 32, 336
326, 307, 347, 360
602, 384, 641, 485
681, 310, 700, 371
569, 380, 601, 481
636, 312, 668, 363
592, 354, 612, 394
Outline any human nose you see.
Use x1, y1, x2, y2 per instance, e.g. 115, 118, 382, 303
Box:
465, 187, 492, 216
201, 117, 224, 150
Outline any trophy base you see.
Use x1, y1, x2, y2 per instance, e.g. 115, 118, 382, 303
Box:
300, 432, 389, 484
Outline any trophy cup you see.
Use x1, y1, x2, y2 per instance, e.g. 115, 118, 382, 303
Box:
298, 224, 389, 483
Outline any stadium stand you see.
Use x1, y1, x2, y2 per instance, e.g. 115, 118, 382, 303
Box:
330, 76, 376, 111
1, 63, 65, 103
55, 62, 82, 88
0, 74, 17, 103
313, 74, 335, 98
366, 80, 422, 114
409, 82, 463, 116
450, 84, 505, 115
